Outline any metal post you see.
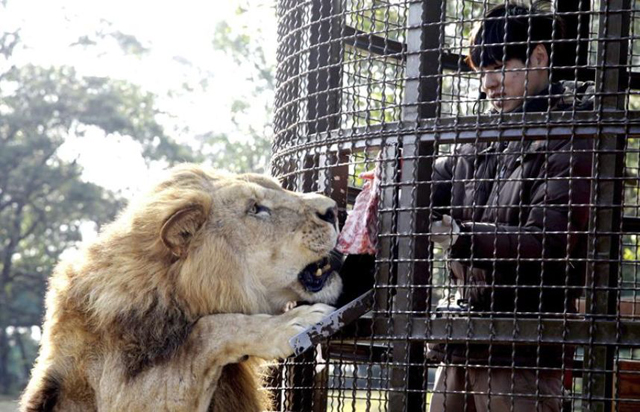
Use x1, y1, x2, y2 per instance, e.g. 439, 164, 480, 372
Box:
286, 0, 342, 410
584, 1, 630, 411
388, 0, 442, 410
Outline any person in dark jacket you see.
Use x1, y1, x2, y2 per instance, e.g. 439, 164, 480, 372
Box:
427, 3, 594, 412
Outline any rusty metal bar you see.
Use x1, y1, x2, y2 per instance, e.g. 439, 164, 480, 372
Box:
290, 290, 375, 356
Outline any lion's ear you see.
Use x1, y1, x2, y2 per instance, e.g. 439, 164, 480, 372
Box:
161, 205, 207, 257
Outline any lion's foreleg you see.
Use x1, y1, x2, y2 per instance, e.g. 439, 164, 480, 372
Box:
196, 303, 334, 362
99, 303, 333, 412
203, 304, 333, 412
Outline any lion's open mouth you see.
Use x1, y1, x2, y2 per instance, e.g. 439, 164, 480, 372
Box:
298, 257, 333, 293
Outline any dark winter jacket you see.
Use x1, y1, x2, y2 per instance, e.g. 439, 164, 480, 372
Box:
428, 81, 595, 366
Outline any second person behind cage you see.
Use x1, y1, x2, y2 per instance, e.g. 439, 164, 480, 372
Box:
427, 2, 594, 412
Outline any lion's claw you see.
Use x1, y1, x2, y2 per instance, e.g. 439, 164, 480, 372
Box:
265, 303, 335, 359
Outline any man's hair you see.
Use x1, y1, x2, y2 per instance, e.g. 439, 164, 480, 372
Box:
466, 1, 565, 70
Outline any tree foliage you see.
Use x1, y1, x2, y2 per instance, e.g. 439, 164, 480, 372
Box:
0, 35, 194, 394
203, 0, 275, 174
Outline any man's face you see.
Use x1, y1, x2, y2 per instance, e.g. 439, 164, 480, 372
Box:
479, 48, 549, 113
481, 59, 528, 112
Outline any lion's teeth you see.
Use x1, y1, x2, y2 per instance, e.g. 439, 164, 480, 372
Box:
322, 264, 331, 272
283, 301, 297, 312
315, 268, 323, 277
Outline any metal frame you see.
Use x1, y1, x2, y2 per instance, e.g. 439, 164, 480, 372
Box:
272, 0, 640, 411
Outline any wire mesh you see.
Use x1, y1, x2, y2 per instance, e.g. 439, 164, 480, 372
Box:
271, 1, 640, 411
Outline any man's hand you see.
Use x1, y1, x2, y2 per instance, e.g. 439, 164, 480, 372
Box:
430, 215, 460, 249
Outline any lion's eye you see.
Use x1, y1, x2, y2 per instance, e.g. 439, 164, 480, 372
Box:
249, 203, 271, 218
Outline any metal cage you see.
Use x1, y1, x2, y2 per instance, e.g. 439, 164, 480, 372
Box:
270, 1, 640, 411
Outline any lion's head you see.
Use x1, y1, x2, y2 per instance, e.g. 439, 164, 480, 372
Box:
82, 164, 342, 323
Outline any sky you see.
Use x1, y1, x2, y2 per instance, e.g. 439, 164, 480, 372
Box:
1, 0, 277, 195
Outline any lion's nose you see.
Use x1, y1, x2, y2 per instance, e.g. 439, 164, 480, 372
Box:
317, 207, 337, 225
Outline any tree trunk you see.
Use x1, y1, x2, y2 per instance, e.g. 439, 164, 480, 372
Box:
0, 326, 9, 394
14, 330, 31, 384
0, 204, 23, 394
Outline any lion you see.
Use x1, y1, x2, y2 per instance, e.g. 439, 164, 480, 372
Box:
20, 164, 343, 412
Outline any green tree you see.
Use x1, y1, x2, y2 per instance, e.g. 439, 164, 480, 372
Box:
201, 0, 275, 174
0, 36, 194, 394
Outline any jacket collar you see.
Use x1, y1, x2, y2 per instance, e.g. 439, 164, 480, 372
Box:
489, 82, 564, 114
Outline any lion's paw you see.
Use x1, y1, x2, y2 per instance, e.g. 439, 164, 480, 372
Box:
265, 303, 334, 359
284, 303, 334, 331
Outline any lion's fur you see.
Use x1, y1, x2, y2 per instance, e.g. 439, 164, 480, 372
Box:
21, 164, 341, 412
